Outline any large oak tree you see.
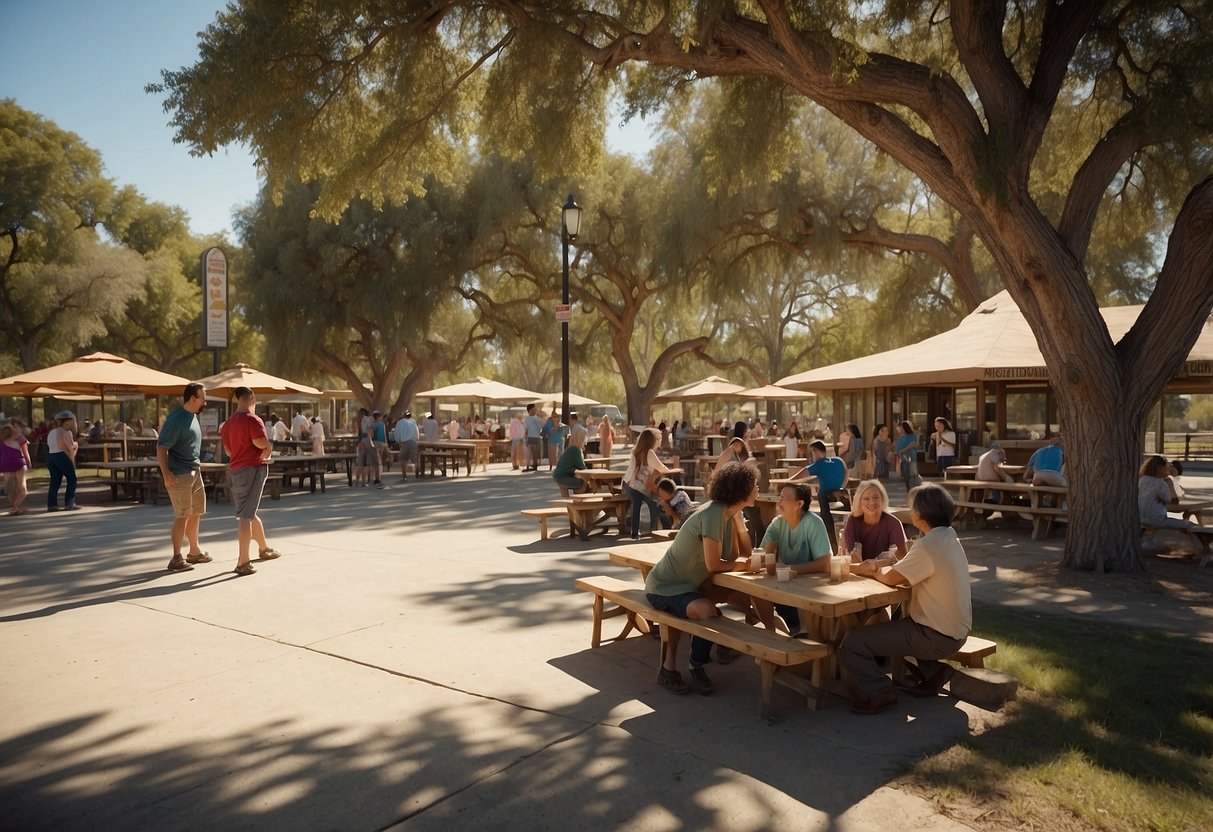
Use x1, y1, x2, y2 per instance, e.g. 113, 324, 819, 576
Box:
154, 2, 1213, 571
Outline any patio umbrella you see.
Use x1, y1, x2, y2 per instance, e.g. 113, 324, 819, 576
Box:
734, 384, 818, 402
654, 375, 746, 404
416, 377, 546, 418
194, 363, 321, 398
0, 352, 192, 460
531, 392, 599, 408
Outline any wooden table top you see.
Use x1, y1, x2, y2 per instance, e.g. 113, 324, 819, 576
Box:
608, 542, 908, 619
941, 478, 1067, 495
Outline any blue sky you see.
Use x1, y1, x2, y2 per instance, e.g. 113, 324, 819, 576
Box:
2, 1, 654, 239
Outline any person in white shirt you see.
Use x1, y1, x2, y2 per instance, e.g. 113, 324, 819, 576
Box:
508, 413, 526, 469
309, 416, 326, 455
291, 411, 311, 441
445, 418, 461, 441
270, 414, 289, 443
422, 412, 440, 443
393, 410, 419, 478
842, 483, 972, 715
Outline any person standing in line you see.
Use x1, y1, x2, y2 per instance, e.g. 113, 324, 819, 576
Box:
931, 417, 958, 475
220, 387, 282, 576
157, 384, 212, 572
309, 416, 326, 455
45, 411, 81, 511
523, 404, 543, 472
1, 420, 33, 514
598, 416, 616, 460
394, 410, 419, 480
422, 411, 440, 443
371, 411, 388, 487
508, 411, 526, 470
291, 410, 310, 441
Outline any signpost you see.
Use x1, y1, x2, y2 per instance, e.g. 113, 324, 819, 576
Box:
200, 247, 229, 373
555, 303, 572, 323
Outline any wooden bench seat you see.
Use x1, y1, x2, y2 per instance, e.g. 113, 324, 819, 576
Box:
419, 450, 456, 477
953, 499, 1066, 539
948, 635, 997, 668
1141, 524, 1213, 566
575, 575, 832, 719
552, 495, 629, 540
521, 507, 573, 540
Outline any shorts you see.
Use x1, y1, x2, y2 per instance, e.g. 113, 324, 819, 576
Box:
356, 441, 371, 466
645, 590, 703, 619
231, 465, 268, 520
166, 469, 205, 518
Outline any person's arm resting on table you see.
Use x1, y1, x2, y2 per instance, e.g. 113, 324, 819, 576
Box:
702, 530, 750, 573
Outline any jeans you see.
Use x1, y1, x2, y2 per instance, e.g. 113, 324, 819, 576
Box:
623, 482, 669, 536
647, 591, 714, 668
937, 454, 955, 475
46, 452, 76, 509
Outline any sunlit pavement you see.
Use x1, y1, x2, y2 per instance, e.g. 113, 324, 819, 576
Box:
2, 464, 1207, 830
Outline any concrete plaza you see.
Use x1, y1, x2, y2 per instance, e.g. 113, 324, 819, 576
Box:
2, 465, 1208, 830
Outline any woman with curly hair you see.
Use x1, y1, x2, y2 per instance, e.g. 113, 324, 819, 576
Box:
644, 461, 758, 696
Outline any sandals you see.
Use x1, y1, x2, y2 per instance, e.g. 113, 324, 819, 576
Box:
233, 562, 256, 577
186, 551, 213, 564
258, 548, 283, 560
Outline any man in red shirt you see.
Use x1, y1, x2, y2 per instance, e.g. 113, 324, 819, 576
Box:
219, 387, 282, 576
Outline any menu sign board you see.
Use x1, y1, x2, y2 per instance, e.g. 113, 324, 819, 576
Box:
201, 247, 229, 349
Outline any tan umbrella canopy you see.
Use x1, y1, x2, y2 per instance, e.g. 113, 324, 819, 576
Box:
734, 384, 818, 402
654, 375, 746, 404
195, 363, 321, 398
0, 352, 190, 397
417, 377, 545, 404
531, 392, 599, 407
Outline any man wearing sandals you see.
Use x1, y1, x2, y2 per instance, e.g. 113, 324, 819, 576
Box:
219, 387, 282, 576
159, 383, 213, 572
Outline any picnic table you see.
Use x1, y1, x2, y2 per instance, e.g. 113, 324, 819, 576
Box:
608, 542, 909, 697
581, 456, 619, 469
94, 460, 228, 503
575, 469, 625, 494
940, 479, 1068, 539
1171, 497, 1213, 524
944, 464, 1026, 480
418, 441, 475, 476
269, 453, 332, 493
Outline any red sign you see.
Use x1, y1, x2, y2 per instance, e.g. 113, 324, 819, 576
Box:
555, 303, 572, 323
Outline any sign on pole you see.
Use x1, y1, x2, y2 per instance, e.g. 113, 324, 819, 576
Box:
555, 303, 572, 323
201, 247, 229, 348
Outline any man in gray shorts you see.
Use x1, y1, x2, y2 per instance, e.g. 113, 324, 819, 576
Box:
219, 387, 282, 576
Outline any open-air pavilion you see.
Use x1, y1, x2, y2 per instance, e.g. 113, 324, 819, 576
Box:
778, 291, 1213, 467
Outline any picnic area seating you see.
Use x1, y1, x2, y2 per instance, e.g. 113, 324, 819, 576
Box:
574, 575, 832, 719
1140, 524, 1213, 566
520, 507, 573, 540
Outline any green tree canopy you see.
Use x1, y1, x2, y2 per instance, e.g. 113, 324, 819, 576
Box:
155, 2, 1213, 572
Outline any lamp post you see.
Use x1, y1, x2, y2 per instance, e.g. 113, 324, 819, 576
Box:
560, 194, 582, 427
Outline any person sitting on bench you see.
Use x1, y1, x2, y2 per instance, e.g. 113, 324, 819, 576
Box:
843, 483, 972, 715
790, 440, 850, 551
644, 462, 758, 697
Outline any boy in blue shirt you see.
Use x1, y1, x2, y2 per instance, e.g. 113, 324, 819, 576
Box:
790, 440, 850, 550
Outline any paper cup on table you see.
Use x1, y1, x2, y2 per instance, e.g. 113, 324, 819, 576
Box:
829, 555, 843, 583
776, 565, 792, 582
764, 551, 776, 569
750, 553, 765, 573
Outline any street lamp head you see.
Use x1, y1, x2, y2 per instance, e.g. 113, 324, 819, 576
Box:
562, 194, 582, 240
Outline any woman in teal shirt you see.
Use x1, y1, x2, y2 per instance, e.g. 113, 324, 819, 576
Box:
752, 483, 832, 634
644, 462, 758, 696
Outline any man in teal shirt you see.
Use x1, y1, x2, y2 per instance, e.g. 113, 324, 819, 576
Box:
157, 383, 210, 572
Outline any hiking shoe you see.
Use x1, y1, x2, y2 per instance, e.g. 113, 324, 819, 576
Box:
716, 646, 739, 665
689, 667, 715, 696
657, 667, 691, 695
185, 551, 213, 564
167, 555, 194, 573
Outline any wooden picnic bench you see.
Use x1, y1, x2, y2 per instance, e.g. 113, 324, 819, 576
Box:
419, 449, 457, 477
520, 506, 574, 540
552, 494, 629, 540
941, 479, 1068, 540
574, 575, 832, 719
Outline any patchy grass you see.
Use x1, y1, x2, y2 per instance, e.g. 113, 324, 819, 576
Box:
908, 600, 1213, 832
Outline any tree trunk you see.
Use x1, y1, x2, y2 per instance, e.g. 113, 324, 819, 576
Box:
1054, 391, 1147, 572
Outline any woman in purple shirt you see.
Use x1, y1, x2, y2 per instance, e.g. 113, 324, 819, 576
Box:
842, 480, 908, 560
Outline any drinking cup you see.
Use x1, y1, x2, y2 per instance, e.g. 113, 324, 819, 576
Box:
840, 557, 851, 579
750, 553, 765, 573
776, 565, 792, 582
764, 551, 776, 570
829, 555, 843, 583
